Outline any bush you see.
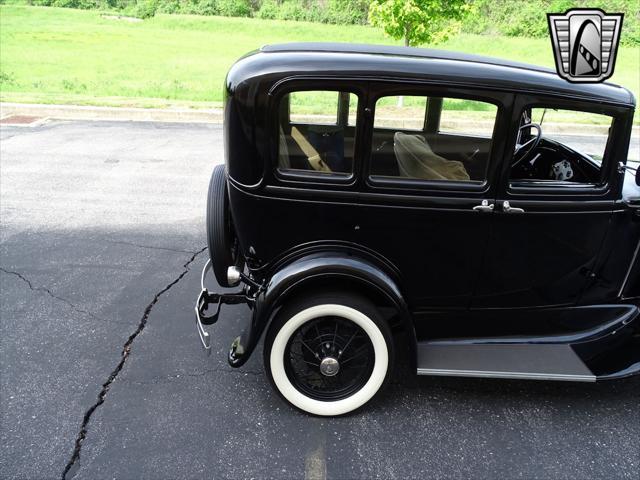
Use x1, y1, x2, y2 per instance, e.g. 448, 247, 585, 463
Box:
132, 0, 157, 18
326, 0, 368, 25
276, 1, 305, 21
256, 0, 367, 25
190, 0, 217, 15
21, 0, 369, 25
463, 0, 639, 46
159, 0, 219, 15
31, 0, 99, 7
256, 0, 277, 19
217, 0, 250, 17
154, 0, 181, 13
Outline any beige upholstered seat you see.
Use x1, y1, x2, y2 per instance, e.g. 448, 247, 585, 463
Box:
393, 132, 470, 181
278, 126, 291, 169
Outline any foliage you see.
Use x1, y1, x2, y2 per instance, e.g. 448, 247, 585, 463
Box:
257, 0, 368, 25
217, 0, 250, 17
12, 0, 640, 45
26, 0, 138, 8
3, 4, 637, 110
255, 0, 277, 19
18, 0, 369, 23
132, 0, 156, 18
368, 0, 469, 46
462, 0, 639, 46
326, 0, 369, 25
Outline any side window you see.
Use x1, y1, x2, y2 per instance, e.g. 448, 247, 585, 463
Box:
370, 94, 498, 183
277, 90, 358, 175
373, 96, 427, 131
439, 98, 498, 137
509, 107, 613, 185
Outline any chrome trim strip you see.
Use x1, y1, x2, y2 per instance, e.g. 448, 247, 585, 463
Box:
416, 368, 595, 382
618, 238, 640, 298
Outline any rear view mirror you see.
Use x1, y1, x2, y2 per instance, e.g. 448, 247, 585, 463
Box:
636, 165, 640, 186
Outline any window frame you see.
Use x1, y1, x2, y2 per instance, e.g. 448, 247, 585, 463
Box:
502, 95, 627, 198
268, 80, 365, 187
365, 83, 508, 195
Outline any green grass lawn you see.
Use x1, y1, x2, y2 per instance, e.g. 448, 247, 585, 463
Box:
1, 5, 639, 119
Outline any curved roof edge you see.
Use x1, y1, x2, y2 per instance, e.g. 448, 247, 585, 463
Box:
261, 42, 554, 74
258, 42, 633, 105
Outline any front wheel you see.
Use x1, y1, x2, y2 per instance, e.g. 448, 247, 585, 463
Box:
264, 293, 394, 416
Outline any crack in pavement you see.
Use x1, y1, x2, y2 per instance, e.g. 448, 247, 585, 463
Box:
0, 267, 112, 324
103, 239, 199, 255
61, 246, 207, 480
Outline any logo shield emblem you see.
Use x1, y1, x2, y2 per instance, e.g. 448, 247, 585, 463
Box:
547, 9, 623, 83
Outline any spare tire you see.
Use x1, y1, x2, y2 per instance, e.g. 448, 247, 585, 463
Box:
206, 164, 241, 287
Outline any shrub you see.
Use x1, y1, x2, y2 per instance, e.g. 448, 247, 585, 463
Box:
256, 0, 278, 20
51, 0, 100, 8
326, 0, 368, 25
133, 0, 157, 18
191, 0, 218, 15
163, 0, 219, 15
154, 0, 181, 13
217, 0, 250, 17
462, 0, 639, 46
276, 1, 305, 22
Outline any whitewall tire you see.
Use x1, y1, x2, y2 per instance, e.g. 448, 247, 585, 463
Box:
264, 293, 393, 416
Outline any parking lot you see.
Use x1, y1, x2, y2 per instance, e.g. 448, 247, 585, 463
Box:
1, 119, 639, 479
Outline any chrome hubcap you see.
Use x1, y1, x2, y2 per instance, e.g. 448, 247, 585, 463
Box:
319, 356, 340, 377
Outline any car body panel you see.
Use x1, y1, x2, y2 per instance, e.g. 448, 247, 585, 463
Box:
227, 249, 415, 367
201, 43, 640, 381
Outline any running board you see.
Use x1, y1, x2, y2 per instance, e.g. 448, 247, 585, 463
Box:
416, 343, 595, 382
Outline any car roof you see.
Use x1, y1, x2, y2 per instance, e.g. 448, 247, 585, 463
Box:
248, 42, 635, 107
262, 42, 553, 73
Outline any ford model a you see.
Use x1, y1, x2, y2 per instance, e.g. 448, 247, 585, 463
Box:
195, 43, 640, 416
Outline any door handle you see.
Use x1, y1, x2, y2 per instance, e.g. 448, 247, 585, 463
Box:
473, 199, 494, 213
502, 201, 525, 214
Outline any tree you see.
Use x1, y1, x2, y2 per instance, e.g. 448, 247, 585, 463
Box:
369, 0, 469, 47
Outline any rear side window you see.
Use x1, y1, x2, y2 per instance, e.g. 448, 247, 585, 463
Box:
370, 94, 498, 183
277, 90, 358, 176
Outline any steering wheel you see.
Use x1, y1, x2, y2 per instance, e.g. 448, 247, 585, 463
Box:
512, 123, 542, 168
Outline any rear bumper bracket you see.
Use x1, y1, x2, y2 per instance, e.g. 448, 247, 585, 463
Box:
194, 260, 250, 350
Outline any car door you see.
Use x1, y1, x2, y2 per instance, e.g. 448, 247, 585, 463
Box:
355, 83, 513, 310
472, 95, 627, 309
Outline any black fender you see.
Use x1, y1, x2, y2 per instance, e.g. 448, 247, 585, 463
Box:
227, 251, 416, 368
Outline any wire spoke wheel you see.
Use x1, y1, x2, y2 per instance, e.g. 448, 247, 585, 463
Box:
265, 295, 393, 416
284, 316, 375, 401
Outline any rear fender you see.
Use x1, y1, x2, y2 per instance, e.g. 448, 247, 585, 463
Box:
227, 251, 415, 367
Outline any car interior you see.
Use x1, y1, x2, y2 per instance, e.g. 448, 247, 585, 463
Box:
277, 91, 356, 175
370, 96, 496, 182
276, 93, 607, 187
277, 92, 495, 182
509, 108, 606, 184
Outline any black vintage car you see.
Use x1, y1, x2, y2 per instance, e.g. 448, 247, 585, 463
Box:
195, 43, 640, 416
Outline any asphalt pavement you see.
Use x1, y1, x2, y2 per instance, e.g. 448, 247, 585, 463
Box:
1, 120, 639, 480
